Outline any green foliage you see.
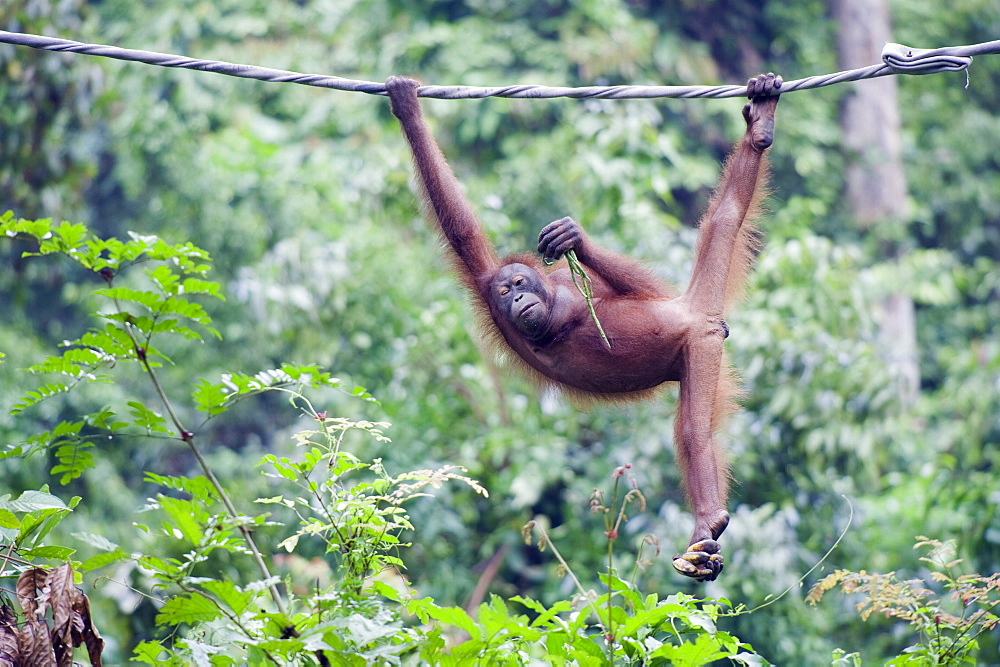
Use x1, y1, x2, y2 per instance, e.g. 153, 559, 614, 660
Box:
130, 410, 476, 664
407, 587, 765, 665
192, 365, 370, 418
0, 488, 80, 564
808, 538, 1000, 665
258, 414, 487, 593
0, 212, 226, 481
518, 466, 766, 665
118, 377, 767, 664
1, 215, 768, 664
131, 420, 768, 665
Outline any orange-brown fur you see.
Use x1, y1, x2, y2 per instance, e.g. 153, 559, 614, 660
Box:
387, 72, 780, 581
696, 153, 769, 313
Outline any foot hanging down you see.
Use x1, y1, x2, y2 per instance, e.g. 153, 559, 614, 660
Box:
672, 539, 724, 582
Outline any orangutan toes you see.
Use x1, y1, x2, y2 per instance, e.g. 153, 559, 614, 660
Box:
672, 538, 724, 582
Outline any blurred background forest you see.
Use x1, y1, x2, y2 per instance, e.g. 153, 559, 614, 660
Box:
1, 0, 998, 663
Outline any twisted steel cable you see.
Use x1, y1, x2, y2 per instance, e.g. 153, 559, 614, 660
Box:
0, 30, 997, 99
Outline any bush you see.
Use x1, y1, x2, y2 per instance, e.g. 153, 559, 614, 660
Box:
0, 213, 768, 665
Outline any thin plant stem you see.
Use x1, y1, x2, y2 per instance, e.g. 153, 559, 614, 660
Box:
604, 477, 621, 663
114, 299, 289, 619
731, 496, 854, 617
529, 523, 608, 644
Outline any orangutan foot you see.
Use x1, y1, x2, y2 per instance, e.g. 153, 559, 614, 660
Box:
672, 538, 724, 582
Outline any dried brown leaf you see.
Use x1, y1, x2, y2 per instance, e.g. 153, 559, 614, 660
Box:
47, 563, 76, 666
12, 564, 104, 666
46, 563, 103, 666
16, 568, 49, 619
18, 620, 56, 667
7, 564, 105, 666
75, 591, 104, 666
0, 605, 19, 667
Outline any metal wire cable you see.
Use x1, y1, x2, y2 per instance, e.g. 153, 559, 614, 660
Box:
1, 30, 997, 100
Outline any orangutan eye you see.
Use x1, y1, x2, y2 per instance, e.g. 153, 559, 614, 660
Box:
513, 276, 525, 286
498, 286, 510, 296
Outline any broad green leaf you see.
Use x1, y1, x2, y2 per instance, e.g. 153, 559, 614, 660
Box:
255, 496, 294, 507
158, 496, 206, 544
0, 489, 69, 512
138, 554, 184, 578
156, 593, 222, 626
201, 580, 254, 615
132, 640, 170, 665
650, 633, 732, 665
368, 580, 405, 603
18, 507, 73, 547
0, 509, 19, 529
79, 549, 129, 573
19, 545, 76, 560
71, 531, 119, 551
406, 599, 479, 638
475, 595, 542, 642
277, 534, 300, 552
511, 596, 572, 628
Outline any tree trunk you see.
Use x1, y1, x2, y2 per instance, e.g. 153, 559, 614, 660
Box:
831, 0, 919, 404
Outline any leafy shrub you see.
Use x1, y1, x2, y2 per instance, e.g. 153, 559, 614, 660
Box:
0, 213, 769, 665
808, 537, 1000, 665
